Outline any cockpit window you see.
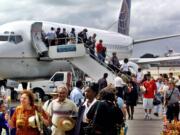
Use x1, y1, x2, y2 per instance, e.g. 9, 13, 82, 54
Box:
16, 35, 23, 44
0, 35, 23, 44
9, 35, 16, 42
0, 36, 8, 41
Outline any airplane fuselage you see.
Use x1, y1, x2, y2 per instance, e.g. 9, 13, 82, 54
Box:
0, 21, 133, 80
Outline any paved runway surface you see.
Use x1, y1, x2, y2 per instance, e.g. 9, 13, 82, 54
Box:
126, 104, 162, 135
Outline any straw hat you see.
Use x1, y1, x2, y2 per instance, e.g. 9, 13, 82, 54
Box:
57, 117, 75, 131
28, 111, 41, 129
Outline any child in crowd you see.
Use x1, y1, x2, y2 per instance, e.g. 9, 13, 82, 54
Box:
0, 100, 9, 135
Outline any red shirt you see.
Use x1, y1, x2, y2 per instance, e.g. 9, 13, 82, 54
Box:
96, 43, 103, 53
143, 80, 157, 98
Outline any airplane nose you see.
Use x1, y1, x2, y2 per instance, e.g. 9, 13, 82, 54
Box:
0, 42, 14, 57
0, 42, 8, 49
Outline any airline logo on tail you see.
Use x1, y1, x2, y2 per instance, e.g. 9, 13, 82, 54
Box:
118, 0, 131, 35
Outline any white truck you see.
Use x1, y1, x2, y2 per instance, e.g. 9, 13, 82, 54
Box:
29, 71, 72, 100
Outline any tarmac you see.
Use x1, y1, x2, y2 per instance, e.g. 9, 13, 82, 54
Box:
126, 104, 162, 135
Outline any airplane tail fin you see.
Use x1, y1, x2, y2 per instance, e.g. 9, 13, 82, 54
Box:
118, 0, 131, 35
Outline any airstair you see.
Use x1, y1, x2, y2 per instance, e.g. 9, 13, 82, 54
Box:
48, 43, 116, 83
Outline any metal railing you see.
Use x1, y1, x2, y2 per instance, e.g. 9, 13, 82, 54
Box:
44, 37, 83, 46
85, 45, 119, 75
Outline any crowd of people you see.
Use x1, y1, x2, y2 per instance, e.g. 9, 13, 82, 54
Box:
41, 27, 109, 64
0, 23, 179, 135
141, 72, 180, 122
94, 70, 180, 126
0, 61, 180, 135
42, 27, 90, 47
0, 81, 125, 135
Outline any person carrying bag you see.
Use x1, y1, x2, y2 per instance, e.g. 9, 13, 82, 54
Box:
83, 101, 100, 135
165, 88, 174, 107
86, 88, 124, 135
165, 81, 180, 122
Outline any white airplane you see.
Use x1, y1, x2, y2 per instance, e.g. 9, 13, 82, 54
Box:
0, 0, 180, 85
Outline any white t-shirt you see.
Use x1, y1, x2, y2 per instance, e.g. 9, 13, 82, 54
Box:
162, 85, 169, 93
120, 63, 129, 72
82, 99, 97, 123
136, 71, 144, 83
46, 31, 56, 40
47, 98, 78, 126
162, 85, 169, 104
114, 76, 126, 87
176, 79, 180, 86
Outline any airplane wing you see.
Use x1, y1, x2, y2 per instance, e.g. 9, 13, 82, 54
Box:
130, 56, 180, 64
133, 34, 180, 45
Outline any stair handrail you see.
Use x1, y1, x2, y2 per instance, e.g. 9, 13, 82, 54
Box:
85, 47, 118, 75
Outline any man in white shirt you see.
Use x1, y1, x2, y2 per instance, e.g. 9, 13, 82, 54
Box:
46, 27, 56, 46
114, 73, 126, 99
47, 86, 78, 135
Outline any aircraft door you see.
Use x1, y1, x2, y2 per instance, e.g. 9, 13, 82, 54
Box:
31, 22, 48, 55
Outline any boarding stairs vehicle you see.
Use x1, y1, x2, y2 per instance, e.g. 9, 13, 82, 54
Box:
31, 22, 117, 84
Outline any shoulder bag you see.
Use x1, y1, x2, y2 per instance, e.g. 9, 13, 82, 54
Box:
83, 101, 100, 135
165, 89, 174, 106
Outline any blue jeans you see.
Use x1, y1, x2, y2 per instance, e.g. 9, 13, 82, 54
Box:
97, 53, 103, 62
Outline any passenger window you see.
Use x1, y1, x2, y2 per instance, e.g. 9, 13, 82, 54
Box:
9, 35, 23, 44
51, 73, 64, 81
0, 36, 8, 41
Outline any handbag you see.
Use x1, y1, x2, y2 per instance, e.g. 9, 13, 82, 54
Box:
83, 123, 94, 135
42, 124, 52, 135
153, 95, 161, 105
119, 122, 128, 135
83, 102, 100, 135
34, 105, 52, 135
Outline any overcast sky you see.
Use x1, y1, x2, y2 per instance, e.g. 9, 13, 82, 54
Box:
0, 0, 180, 57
